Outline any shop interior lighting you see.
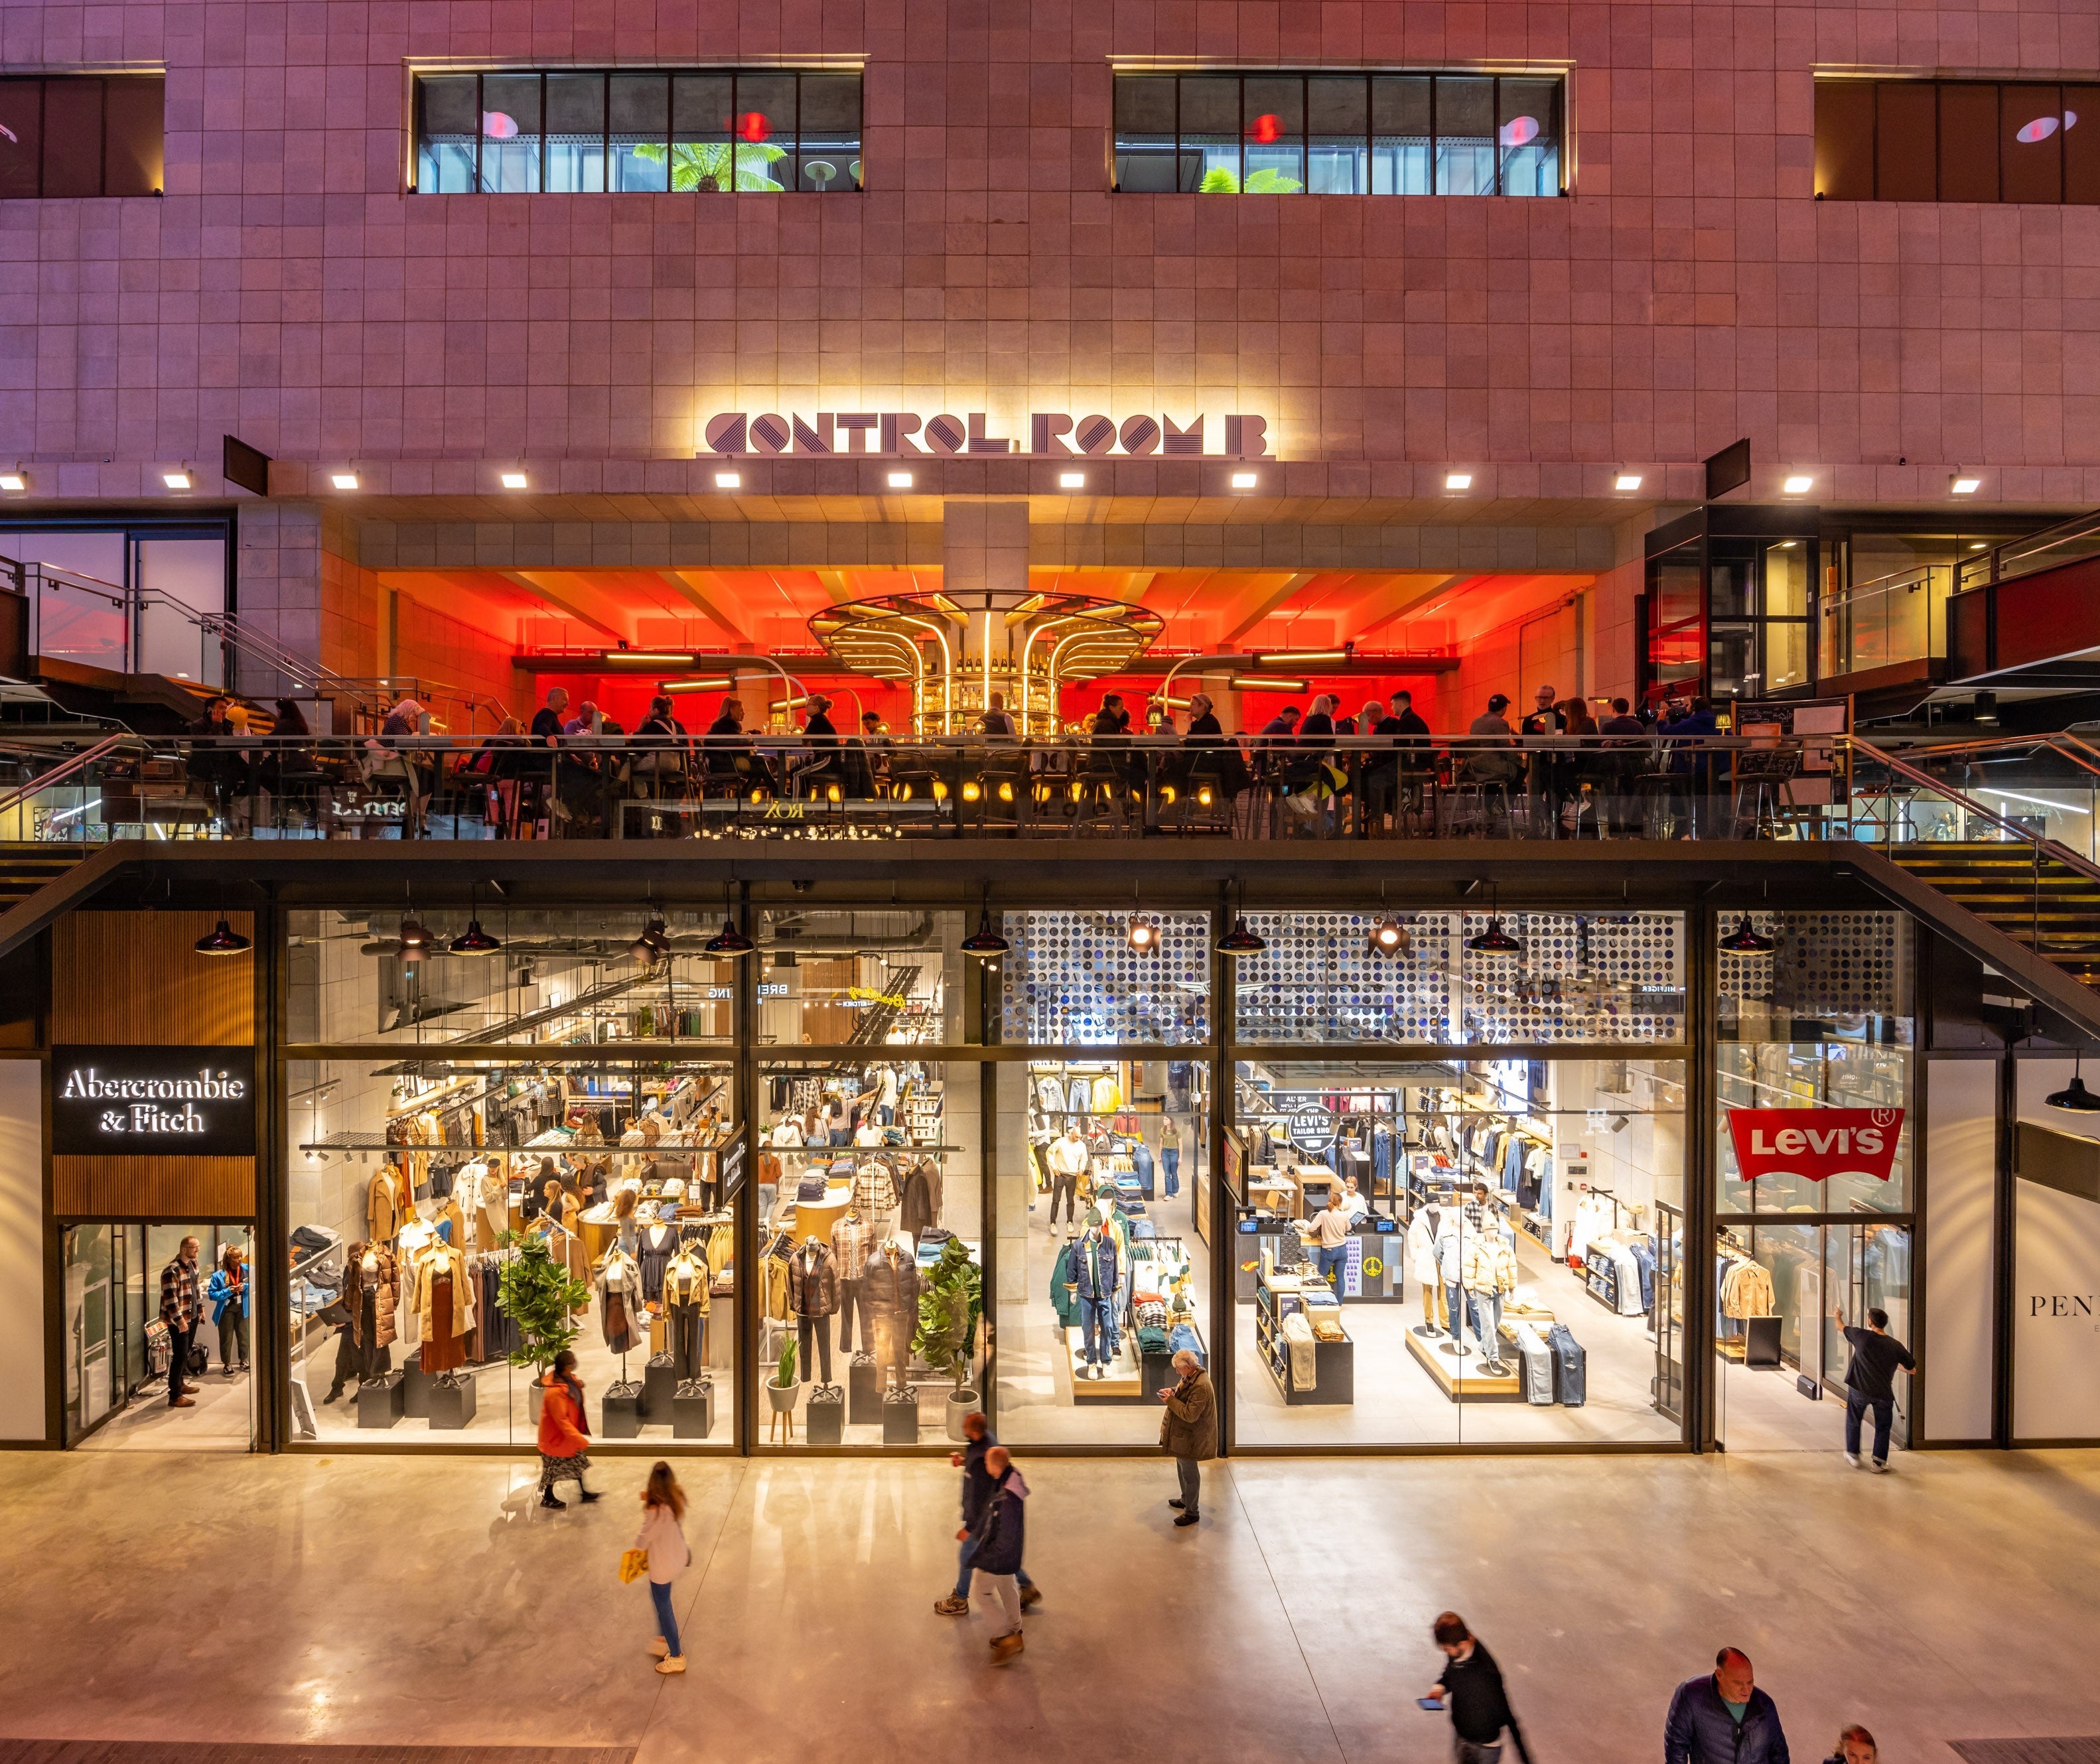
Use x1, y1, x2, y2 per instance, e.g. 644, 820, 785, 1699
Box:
1614, 472, 1643, 491
1253, 649, 1349, 667
394, 910, 433, 964
628, 913, 671, 967
1718, 914, 1776, 953
886, 471, 913, 489
662, 677, 735, 695
1227, 674, 1306, 693
960, 884, 1011, 959
1782, 474, 1813, 494
1464, 884, 1521, 954
0, 470, 23, 492
2047, 1057, 2100, 1112
1444, 472, 1472, 491
1951, 474, 1981, 494
1229, 472, 1259, 489
1216, 879, 1266, 956
1059, 472, 1085, 489
163, 470, 192, 490
705, 882, 755, 957
1368, 916, 1409, 955
604, 651, 695, 666
194, 915, 251, 955
500, 471, 529, 489
449, 884, 502, 956
330, 472, 359, 490
715, 472, 741, 489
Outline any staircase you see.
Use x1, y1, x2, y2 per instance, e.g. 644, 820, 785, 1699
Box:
0, 847, 92, 912
1888, 843, 2100, 984
848, 963, 923, 1046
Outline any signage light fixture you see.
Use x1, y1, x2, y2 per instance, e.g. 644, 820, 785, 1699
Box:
1614, 472, 1643, 491
1444, 472, 1472, 491
1059, 472, 1085, 489
500, 471, 528, 490
1252, 649, 1349, 667
715, 471, 741, 489
1951, 474, 1981, 495
1229, 471, 1259, 489
1782, 474, 1813, 494
886, 471, 913, 489
661, 677, 735, 695
330, 472, 359, 490
0, 471, 23, 492
163, 470, 192, 491
1228, 674, 1306, 693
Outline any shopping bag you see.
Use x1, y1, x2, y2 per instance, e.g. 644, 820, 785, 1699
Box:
618, 1549, 650, 1585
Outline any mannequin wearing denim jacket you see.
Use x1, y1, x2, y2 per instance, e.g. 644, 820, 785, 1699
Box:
1066, 1227, 1119, 1373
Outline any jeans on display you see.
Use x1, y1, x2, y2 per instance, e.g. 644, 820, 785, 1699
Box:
1049, 1172, 1079, 1224
167, 1325, 194, 1402
828, 1128, 851, 1147
955, 1532, 1034, 1598
1316, 1244, 1348, 1288
1467, 1289, 1502, 1355
798, 1313, 834, 1384
219, 1312, 248, 1370
1176, 1456, 1202, 1518
1162, 1144, 1180, 1197
1078, 1294, 1114, 1365
650, 1578, 681, 1657
833, 1278, 863, 1354
878, 1105, 894, 1126
666, 1302, 706, 1382
1845, 1389, 1894, 1463
1446, 1282, 1468, 1346
870, 1313, 912, 1388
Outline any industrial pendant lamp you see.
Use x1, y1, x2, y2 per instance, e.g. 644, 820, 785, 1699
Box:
1215, 879, 1266, 956
1464, 884, 1522, 954
2047, 1057, 2100, 1113
960, 884, 1011, 959
1718, 913, 1776, 954
628, 915, 670, 965
194, 915, 250, 955
449, 884, 503, 955
394, 893, 432, 965
704, 880, 754, 957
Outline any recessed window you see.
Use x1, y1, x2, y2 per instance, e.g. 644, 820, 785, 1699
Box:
413, 68, 862, 194
0, 74, 164, 198
1113, 70, 1563, 196
1815, 77, 2100, 203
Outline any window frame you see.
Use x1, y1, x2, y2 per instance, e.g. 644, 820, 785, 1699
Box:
1109, 68, 1566, 197
0, 72, 164, 199
408, 66, 864, 196
1814, 75, 2100, 204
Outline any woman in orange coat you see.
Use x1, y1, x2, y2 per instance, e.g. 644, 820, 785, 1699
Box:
537, 1348, 600, 1510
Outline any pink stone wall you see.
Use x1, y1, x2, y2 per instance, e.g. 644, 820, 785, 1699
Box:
2, 0, 2099, 496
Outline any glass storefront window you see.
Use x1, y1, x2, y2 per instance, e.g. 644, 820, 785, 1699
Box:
1229, 1057, 1685, 1445
754, 908, 964, 1048
287, 1057, 739, 1448
758, 1059, 980, 1445
993, 1057, 1212, 1445
999, 910, 1210, 1044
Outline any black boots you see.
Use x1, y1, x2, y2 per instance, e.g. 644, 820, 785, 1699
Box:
540, 1489, 565, 1509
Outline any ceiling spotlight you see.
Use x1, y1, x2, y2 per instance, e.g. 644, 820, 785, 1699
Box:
1614, 472, 1643, 491
394, 912, 432, 963
1718, 913, 1776, 953
1951, 474, 1981, 495
887, 471, 914, 489
1369, 916, 1410, 956
331, 472, 360, 490
1059, 472, 1085, 489
2047, 1059, 2100, 1112
1229, 471, 1258, 490
1782, 474, 1813, 494
500, 471, 528, 490
1445, 472, 1472, 491
194, 916, 251, 955
449, 917, 502, 955
0, 472, 25, 492
628, 914, 671, 965
715, 471, 741, 490
1127, 916, 1160, 954
163, 470, 192, 490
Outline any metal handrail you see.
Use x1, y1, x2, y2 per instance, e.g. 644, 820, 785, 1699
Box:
1849, 735, 2100, 890
1869, 732, 2100, 783
0, 733, 138, 819
1956, 507, 2100, 593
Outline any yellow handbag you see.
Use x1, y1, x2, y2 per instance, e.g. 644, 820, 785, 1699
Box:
618, 1549, 649, 1586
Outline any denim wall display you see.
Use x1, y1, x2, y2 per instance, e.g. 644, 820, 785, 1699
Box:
999, 912, 1210, 1044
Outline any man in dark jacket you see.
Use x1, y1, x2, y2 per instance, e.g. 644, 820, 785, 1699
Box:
971, 1446, 1029, 1663
935, 1412, 1038, 1615
1598, 695, 1650, 835
1426, 1611, 1533, 1764
1666, 1648, 1791, 1764
1836, 1305, 1914, 1471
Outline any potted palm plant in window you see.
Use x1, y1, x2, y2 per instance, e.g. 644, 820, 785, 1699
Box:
495, 1231, 591, 1423
913, 1236, 984, 1440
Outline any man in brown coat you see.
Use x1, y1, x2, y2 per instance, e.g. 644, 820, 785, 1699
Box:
1158, 1349, 1217, 1527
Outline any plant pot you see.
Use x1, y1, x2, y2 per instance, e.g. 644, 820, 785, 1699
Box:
945, 1388, 981, 1441
529, 1377, 549, 1424
765, 1379, 798, 1414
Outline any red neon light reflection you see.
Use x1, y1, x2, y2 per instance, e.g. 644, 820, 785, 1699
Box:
1247, 113, 1281, 144
737, 111, 772, 143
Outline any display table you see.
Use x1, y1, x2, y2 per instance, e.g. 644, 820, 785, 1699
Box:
1405, 1323, 1523, 1402
788, 1186, 850, 1246
1247, 1173, 1298, 1217
1253, 1280, 1354, 1404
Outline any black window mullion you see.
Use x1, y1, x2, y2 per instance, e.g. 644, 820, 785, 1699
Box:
98, 75, 109, 197
474, 71, 484, 192
1174, 74, 1181, 188
1365, 72, 1373, 190
36, 77, 45, 199
1238, 73, 1245, 187
1492, 74, 1502, 196
1430, 74, 1438, 194
602, 71, 610, 193
539, 70, 547, 192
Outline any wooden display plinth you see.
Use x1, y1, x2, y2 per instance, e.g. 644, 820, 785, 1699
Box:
1406, 1324, 1523, 1402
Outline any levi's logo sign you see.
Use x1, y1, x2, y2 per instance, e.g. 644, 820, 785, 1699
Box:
1725, 1108, 1903, 1182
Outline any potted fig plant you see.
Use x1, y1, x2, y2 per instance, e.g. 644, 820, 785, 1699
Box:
495, 1230, 591, 1424
913, 1237, 984, 1440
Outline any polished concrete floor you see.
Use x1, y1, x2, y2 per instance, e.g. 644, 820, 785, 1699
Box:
0, 1448, 2095, 1762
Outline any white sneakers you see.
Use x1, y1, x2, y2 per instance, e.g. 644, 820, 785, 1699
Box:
1869, 1459, 1892, 1474
1845, 1452, 1861, 1467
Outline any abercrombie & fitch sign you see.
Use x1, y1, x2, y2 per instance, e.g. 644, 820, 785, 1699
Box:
52, 1046, 257, 1157
701, 411, 1271, 458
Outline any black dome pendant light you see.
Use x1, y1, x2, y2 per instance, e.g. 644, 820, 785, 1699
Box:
2047, 1056, 2100, 1113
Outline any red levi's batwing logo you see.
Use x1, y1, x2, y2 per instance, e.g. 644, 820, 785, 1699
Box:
1725, 1108, 1904, 1183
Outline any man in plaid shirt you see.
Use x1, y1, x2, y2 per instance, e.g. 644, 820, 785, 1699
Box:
159, 1236, 202, 1408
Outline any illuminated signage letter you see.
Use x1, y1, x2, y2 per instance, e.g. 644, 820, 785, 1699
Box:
1162, 414, 1204, 455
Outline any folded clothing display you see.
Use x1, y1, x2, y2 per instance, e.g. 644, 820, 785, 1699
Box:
1281, 1310, 1319, 1389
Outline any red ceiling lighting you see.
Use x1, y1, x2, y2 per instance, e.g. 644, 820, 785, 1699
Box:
738, 111, 772, 143
1247, 113, 1281, 143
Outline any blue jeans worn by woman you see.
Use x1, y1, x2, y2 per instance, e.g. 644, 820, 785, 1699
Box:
1316, 1244, 1348, 1287
650, 1579, 681, 1657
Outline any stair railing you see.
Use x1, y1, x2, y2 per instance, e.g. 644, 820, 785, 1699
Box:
0, 732, 140, 835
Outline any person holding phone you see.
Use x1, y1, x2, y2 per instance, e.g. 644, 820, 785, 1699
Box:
1424, 1612, 1532, 1764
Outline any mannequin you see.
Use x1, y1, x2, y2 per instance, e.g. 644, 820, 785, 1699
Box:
343, 1242, 398, 1385
830, 1207, 872, 1354
413, 1237, 474, 1375
596, 1247, 642, 1357
1436, 1211, 1469, 1359
1460, 1203, 1519, 1375
637, 1220, 677, 1303
663, 1249, 711, 1383
1406, 1203, 1449, 1338
861, 1238, 920, 1391
788, 1235, 839, 1384
1066, 1215, 1119, 1381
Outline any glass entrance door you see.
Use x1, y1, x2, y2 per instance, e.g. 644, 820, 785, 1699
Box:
63, 1224, 119, 1441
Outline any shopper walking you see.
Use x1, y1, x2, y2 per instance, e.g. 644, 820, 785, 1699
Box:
536, 1349, 602, 1510
206, 1243, 250, 1375
159, 1235, 202, 1408
1665, 1648, 1791, 1764
1046, 1123, 1087, 1225
936, 1412, 1040, 1615
1424, 1612, 1534, 1764
1823, 1727, 1876, 1764
1835, 1304, 1914, 1471
634, 1461, 692, 1675
1158, 1347, 1216, 1526
970, 1444, 1029, 1664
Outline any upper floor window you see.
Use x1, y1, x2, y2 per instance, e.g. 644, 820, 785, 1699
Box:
413, 68, 861, 194
1815, 77, 2100, 203
1112, 70, 1562, 196
0, 74, 163, 198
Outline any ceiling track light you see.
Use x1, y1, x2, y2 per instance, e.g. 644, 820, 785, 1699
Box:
2047, 1057, 2100, 1113
1125, 884, 1160, 955
394, 894, 432, 964
1718, 913, 1776, 954
1368, 914, 1409, 956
